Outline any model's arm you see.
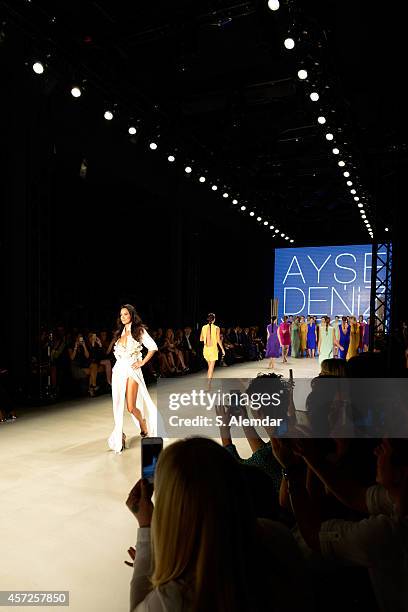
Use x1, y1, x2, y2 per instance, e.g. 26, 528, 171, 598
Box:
139, 330, 158, 366
216, 327, 225, 356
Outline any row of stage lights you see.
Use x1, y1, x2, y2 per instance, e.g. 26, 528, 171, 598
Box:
267, 0, 374, 240
31, 60, 294, 243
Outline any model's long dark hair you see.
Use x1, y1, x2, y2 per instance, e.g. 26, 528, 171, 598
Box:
207, 312, 216, 335
271, 315, 277, 332
115, 304, 145, 343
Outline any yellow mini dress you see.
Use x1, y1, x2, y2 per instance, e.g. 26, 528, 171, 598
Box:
200, 323, 219, 362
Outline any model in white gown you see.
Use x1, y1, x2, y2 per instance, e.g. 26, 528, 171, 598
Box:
108, 328, 158, 453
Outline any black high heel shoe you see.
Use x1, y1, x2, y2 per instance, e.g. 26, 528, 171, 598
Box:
140, 420, 148, 438
121, 433, 126, 451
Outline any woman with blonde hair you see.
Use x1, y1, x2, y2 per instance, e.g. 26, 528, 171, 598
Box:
126, 437, 313, 612
200, 313, 225, 379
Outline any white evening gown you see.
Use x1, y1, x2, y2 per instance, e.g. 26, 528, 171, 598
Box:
108, 329, 158, 453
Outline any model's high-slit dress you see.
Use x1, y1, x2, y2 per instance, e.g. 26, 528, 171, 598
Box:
108, 330, 158, 453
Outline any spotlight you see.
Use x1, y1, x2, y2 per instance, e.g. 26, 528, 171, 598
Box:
211, 185, 218, 191
241, 205, 246, 211
232, 199, 238, 204
361, 214, 366, 219
358, 203, 363, 208
270, 225, 274, 229
267, 0, 280, 10
128, 126, 137, 135
284, 38, 295, 50
317, 116, 326, 124
354, 196, 359, 201
149, 142, 158, 150
290, 239, 294, 243
104, 110, 113, 120
310, 92, 319, 102
338, 161, 345, 167
264, 221, 268, 225
325, 133, 334, 140
32, 61, 44, 74
185, 166, 192, 173
223, 192, 229, 198
250, 211, 255, 216
275, 229, 279, 233
360, 209, 365, 214
347, 181, 353, 186
285, 236, 289, 240
332, 148, 340, 154
343, 171, 350, 177
257, 216, 262, 221
350, 189, 356, 194
71, 86, 81, 98
385, 227, 389, 232
297, 69, 308, 80
199, 176, 206, 183
281, 233, 285, 237
167, 154, 175, 162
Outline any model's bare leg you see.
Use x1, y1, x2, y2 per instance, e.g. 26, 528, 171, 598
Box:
207, 360, 215, 379
268, 358, 275, 369
126, 378, 147, 435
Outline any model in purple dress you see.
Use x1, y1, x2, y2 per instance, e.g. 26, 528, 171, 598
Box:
363, 316, 370, 351
338, 317, 351, 359
266, 316, 280, 369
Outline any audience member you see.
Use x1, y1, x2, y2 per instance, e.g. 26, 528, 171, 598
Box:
126, 437, 314, 611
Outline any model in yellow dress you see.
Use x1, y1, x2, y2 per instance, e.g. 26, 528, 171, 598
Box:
346, 316, 360, 361
200, 313, 225, 379
299, 316, 308, 356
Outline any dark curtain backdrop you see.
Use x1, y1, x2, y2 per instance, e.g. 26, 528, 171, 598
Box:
0, 33, 275, 388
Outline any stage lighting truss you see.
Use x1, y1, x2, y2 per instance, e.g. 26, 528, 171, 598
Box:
369, 241, 393, 350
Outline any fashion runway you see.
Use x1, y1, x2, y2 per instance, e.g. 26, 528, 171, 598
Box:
0, 357, 319, 612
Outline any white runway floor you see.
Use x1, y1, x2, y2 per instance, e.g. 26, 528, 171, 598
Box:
0, 357, 319, 612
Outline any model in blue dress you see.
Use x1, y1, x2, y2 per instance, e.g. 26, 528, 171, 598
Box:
307, 318, 317, 357
338, 318, 351, 359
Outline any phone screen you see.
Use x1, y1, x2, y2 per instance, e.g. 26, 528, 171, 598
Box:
141, 438, 163, 484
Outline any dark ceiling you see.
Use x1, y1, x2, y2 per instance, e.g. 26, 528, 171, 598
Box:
1, 0, 406, 246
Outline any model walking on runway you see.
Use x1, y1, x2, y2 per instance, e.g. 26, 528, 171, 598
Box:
200, 313, 225, 380
108, 304, 158, 454
265, 316, 280, 369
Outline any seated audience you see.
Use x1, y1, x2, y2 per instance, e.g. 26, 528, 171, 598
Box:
162, 328, 189, 374
88, 332, 112, 388
68, 333, 98, 396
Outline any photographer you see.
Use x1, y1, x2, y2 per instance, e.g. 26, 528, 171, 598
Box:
68, 333, 98, 396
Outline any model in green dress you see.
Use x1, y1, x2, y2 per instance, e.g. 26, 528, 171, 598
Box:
318, 316, 335, 364
290, 316, 301, 358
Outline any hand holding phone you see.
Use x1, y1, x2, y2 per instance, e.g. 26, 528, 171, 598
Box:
126, 479, 154, 528
141, 437, 163, 484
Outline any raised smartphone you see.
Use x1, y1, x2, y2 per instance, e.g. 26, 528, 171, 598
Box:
141, 437, 163, 484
